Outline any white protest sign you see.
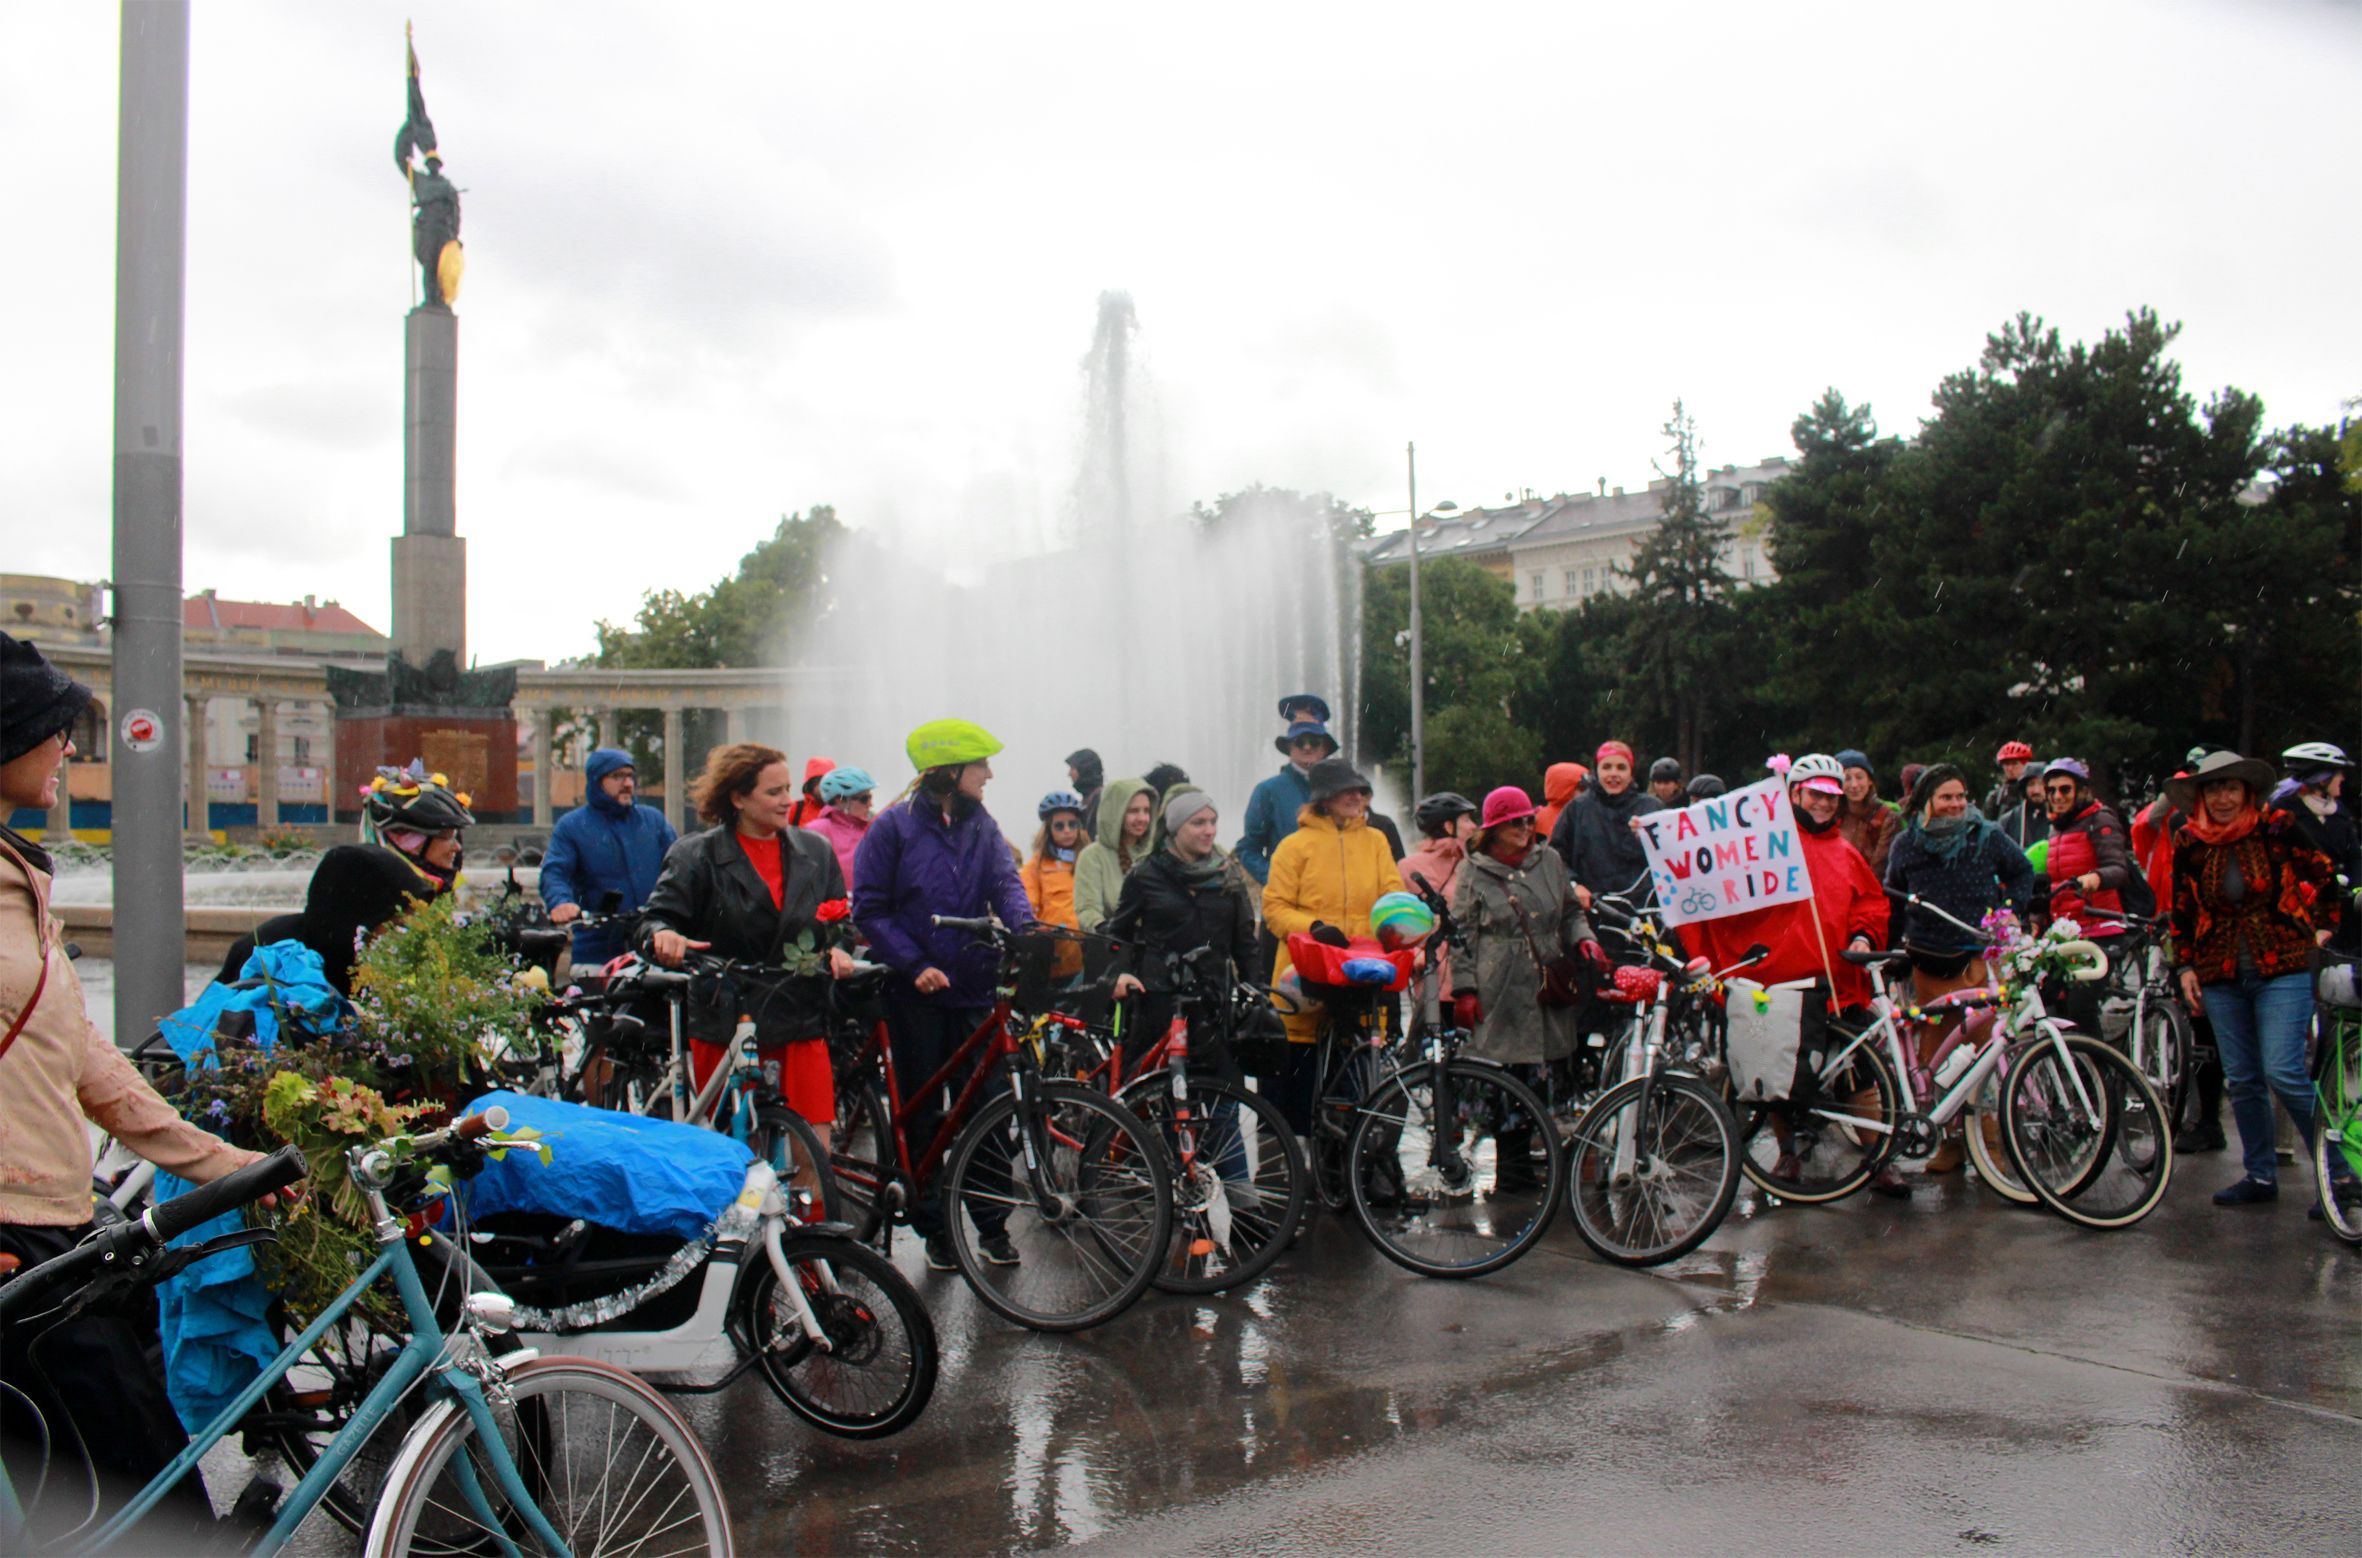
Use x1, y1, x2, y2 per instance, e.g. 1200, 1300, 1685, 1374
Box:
1632, 776, 1813, 927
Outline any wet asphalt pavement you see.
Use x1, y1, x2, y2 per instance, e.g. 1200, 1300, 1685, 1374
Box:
648, 1155, 2361, 1556
233, 1149, 2358, 1555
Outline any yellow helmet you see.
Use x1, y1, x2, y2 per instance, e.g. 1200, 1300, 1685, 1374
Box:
906, 718, 1003, 772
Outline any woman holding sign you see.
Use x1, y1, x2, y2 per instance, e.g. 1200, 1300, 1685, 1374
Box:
1681, 754, 1901, 1197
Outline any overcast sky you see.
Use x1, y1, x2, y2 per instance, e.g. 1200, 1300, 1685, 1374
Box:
6, 1, 2357, 667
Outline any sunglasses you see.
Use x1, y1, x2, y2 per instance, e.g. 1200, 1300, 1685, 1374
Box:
1292, 736, 1330, 749
2043, 781, 2078, 793
1049, 817, 1081, 828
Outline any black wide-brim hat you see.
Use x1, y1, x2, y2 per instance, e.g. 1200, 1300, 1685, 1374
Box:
2164, 750, 2277, 815
0, 632, 93, 765
1307, 756, 1372, 803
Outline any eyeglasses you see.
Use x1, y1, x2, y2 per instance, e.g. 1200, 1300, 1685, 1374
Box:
2043, 783, 2078, 795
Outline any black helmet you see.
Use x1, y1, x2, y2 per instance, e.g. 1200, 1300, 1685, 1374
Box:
1649, 757, 1683, 784
1413, 791, 1478, 837
361, 760, 475, 836
1685, 773, 1726, 801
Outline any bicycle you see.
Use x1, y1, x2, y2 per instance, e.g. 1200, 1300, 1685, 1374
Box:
826, 917, 1174, 1331
1743, 896, 2175, 1229
0, 1113, 733, 1556
1334, 870, 1566, 1278
2083, 906, 2196, 1135
1041, 944, 1309, 1294
1560, 906, 1756, 1266
569, 951, 843, 1222
2309, 948, 2362, 1243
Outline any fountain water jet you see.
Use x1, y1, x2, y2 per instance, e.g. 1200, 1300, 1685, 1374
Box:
778, 294, 1368, 831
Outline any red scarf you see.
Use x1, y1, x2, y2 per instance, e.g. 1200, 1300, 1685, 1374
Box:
2182, 799, 2261, 848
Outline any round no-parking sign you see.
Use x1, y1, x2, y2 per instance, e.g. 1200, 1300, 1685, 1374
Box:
121, 708, 165, 753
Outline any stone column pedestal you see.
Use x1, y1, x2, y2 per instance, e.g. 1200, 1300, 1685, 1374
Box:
662, 706, 687, 836
184, 693, 211, 844
256, 698, 280, 830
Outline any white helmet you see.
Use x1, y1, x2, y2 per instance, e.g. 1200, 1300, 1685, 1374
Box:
1787, 752, 1847, 793
2282, 741, 2351, 769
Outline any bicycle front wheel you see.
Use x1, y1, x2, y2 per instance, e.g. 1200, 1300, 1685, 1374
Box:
1565, 1073, 1740, 1266
1119, 1075, 1308, 1293
364, 1356, 732, 1557
748, 1101, 843, 1224
1348, 1059, 1564, 1278
738, 1230, 938, 1438
2316, 1013, 2362, 1246
942, 1081, 1173, 1331
2002, 1033, 2173, 1229
1962, 1057, 2040, 1205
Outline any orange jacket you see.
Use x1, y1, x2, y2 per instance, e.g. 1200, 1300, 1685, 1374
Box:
1021, 853, 1082, 977
1535, 762, 1589, 841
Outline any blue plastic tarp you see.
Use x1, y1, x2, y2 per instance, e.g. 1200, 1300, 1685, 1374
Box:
154, 941, 347, 1431
458, 1091, 752, 1242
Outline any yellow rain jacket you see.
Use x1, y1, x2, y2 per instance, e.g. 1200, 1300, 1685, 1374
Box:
1262, 805, 1399, 1043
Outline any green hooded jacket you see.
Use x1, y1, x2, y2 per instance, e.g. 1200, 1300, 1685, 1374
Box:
1075, 777, 1156, 931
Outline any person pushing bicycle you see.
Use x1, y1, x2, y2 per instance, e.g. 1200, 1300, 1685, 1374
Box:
850, 719, 1041, 1273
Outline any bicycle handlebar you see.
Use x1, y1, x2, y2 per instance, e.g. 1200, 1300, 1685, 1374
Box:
144, 1143, 308, 1246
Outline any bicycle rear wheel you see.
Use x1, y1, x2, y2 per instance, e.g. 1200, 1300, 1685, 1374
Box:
942, 1081, 1172, 1331
1119, 1076, 1307, 1293
1312, 1040, 1390, 1211
1348, 1059, 1563, 1278
737, 1230, 938, 1438
364, 1356, 732, 1557
1565, 1073, 1740, 1266
1736, 1041, 1900, 1205
747, 1101, 843, 1224
2002, 1033, 2172, 1229
827, 1076, 898, 1246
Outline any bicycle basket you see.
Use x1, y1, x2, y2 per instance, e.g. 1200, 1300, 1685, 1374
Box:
2318, 949, 2361, 1011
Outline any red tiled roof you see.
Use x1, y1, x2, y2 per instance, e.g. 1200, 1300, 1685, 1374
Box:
185, 596, 385, 638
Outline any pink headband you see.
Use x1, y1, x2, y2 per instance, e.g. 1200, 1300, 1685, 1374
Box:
1596, 740, 1634, 765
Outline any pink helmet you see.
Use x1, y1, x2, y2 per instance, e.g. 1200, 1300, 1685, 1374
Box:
1479, 785, 1538, 830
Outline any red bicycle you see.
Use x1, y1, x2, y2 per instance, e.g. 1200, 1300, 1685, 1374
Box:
825, 918, 1174, 1332
1040, 943, 1308, 1294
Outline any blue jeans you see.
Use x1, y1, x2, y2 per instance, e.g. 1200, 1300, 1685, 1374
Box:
2200, 972, 2316, 1184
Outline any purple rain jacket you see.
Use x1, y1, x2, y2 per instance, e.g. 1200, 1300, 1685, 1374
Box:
851, 794, 1037, 1008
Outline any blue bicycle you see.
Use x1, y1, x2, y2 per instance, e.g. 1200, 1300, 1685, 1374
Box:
0, 1110, 733, 1556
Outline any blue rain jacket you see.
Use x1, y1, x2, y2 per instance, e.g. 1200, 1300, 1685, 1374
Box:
540, 747, 679, 965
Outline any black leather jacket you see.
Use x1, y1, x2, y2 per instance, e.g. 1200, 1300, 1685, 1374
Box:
636, 825, 846, 1043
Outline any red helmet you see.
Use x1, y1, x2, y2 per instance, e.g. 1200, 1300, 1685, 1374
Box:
1995, 740, 2033, 763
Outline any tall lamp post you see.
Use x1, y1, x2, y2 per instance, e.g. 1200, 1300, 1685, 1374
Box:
1399, 443, 1455, 803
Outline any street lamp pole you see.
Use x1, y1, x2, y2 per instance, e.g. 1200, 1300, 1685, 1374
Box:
1406, 440, 1424, 802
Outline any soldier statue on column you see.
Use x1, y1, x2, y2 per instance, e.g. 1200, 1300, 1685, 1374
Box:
395, 24, 464, 307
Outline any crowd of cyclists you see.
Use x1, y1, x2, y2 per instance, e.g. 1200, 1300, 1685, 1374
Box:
2, 627, 2358, 1543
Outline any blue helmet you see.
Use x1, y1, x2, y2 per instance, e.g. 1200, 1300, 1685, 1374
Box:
818, 766, 876, 805
1038, 789, 1086, 820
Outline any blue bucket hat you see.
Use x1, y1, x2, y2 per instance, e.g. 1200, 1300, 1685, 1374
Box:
1277, 720, 1340, 758
1278, 693, 1332, 725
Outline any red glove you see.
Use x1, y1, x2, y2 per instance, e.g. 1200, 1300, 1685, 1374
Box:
1578, 939, 1612, 975
1452, 993, 1482, 1030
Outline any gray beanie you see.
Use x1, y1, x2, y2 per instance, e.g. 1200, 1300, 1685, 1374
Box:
1163, 789, 1217, 835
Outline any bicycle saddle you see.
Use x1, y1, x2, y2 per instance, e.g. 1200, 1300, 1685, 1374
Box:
1841, 948, 1912, 966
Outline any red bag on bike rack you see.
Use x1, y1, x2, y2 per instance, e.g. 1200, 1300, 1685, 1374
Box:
1284, 934, 1417, 994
